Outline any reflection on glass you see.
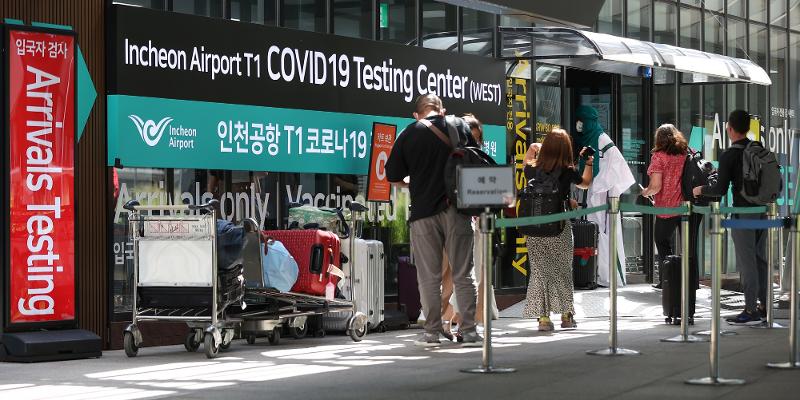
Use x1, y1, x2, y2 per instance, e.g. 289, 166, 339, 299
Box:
113, 0, 166, 9
727, 18, 747, 58
704, 12, 724, 55
750, 0, 767, 23
422, 0, 457, 51
111, 167, 168, 316
231, 0, 275, 24
463, 7, 494, 56
791, 0, 800, 30
627, 0, 651, 41
750, 24, 768, 122
771, 0, 787, 27
703, 0, 724, 12
596, 0, 623, 36
654, 72, 676, 126
653, 1, 677, 45
172, 0, 223, 17
334, 0, 372, 39
380, 0, 415, 44
770, 29, 787, 171
728, 0, 746, 17
679, 85, 701, 138
282, 0, 326, 32
680, 7, 701, 50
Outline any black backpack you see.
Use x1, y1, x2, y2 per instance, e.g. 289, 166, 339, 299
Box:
730, 141, 783, 205
680, 149, 715, 206
419, 116, 496, 216
517, 167, 566, 237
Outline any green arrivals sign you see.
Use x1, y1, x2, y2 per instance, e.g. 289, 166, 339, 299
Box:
107, 95, 506, 174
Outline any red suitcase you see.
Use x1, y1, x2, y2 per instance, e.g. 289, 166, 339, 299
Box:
262, 229, 341, 296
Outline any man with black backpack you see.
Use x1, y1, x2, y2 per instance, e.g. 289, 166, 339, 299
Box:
385, 94, 483, 347
693, 109, 781, 325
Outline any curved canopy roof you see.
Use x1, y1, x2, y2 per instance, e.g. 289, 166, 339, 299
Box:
500, 27, 771, 85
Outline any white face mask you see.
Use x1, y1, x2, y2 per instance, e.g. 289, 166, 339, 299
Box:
576, 120, 584, 133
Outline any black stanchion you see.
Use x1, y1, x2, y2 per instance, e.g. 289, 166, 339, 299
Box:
687, 202, 745, 386
767, 213, 800, 369
662, 202, 707, 343
587, 197, 640, 356
462, 209, 516, 374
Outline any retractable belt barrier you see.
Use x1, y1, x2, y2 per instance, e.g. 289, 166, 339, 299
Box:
494, 200, 793, 370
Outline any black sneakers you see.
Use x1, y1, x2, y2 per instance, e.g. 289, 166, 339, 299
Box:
725, 310, 762, 326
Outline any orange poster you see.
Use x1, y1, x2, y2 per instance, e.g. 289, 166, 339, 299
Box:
367, 122, 397, 202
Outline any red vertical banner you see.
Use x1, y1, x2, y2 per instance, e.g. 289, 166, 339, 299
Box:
367, 123, 396, 203
7, 29, 76, 324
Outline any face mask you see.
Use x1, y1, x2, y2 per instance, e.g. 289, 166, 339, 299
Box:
576, 120, 584, 133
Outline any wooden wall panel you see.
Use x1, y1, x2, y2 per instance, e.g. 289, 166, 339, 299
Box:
1, 0, 108, 346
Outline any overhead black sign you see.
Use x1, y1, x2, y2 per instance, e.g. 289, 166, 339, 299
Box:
108, 5, 506, 125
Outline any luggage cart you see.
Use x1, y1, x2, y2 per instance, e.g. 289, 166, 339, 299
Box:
122, 200, 245, 359
232, 218, 368, 344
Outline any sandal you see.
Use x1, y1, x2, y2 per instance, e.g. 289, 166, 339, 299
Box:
538, 316, 555, 332
561, 313, 577, 329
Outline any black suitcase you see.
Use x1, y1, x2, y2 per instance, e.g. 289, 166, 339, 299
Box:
661, 255, 697, 324
572, 219, 599, 290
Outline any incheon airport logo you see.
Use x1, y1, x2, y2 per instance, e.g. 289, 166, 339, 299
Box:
129, 115, 173, 147
129, 114, 198, 150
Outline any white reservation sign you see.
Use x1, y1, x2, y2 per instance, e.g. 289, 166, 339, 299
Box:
457, 165, 516, 208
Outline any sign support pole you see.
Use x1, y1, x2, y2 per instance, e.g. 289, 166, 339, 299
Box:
462, 208, 515, 374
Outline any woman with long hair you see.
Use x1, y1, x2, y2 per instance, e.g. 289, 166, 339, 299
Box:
523, 129, 593, 331
640, 124, 690, 290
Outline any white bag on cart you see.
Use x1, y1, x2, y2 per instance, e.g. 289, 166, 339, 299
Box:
259, 241, 299, 292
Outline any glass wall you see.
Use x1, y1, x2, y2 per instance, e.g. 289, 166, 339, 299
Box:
230, 0, 274, 24
380, 0, 416, 43
333, 0, 372, 39
628, 0, 651, 40
173, 0, 223, 17
421, 0, 458, 50
596, 0, 623, 35
462, 8, 495, 55
281, 0, 326, 32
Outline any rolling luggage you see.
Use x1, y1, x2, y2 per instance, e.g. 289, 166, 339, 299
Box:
324, 238, 385, 332
262, 229, 341, 296
396, 244, 422, 323
572, 219, 599, 290
661, 255, 697, 324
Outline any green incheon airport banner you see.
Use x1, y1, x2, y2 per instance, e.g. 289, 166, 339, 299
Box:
108, 95, 506, 172
107, 5, 507, 173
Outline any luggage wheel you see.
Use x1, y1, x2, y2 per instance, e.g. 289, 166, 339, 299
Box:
268, 327, 281, 345
246, 334, 257, 345
184, 330, 202, 352
347, 313, 368, 342
204, 332, 219, 359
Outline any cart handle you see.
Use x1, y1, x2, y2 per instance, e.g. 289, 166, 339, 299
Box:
122, 199, 220, 212
349, 201, 368, 213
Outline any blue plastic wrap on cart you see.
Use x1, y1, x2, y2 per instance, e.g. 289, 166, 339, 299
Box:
720, 219, 785, 230
262, 241, 299, 292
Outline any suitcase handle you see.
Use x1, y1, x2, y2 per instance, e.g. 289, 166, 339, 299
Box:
310, 245, 324, 276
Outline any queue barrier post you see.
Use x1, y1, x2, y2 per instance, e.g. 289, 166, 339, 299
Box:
587, 197, 640, 356
687, 202, 746, 386
662, 201, 707, 343
753, 203, 785, 329
462, 208, 516, 374
767, 212, 800, 369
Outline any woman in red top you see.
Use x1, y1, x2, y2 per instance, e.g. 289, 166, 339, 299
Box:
641, 124, 689, 289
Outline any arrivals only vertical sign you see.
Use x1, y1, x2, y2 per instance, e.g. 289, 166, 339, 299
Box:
7, 29, 76, 324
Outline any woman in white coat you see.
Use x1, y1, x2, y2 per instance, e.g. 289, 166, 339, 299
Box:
574, 105, 636, 287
